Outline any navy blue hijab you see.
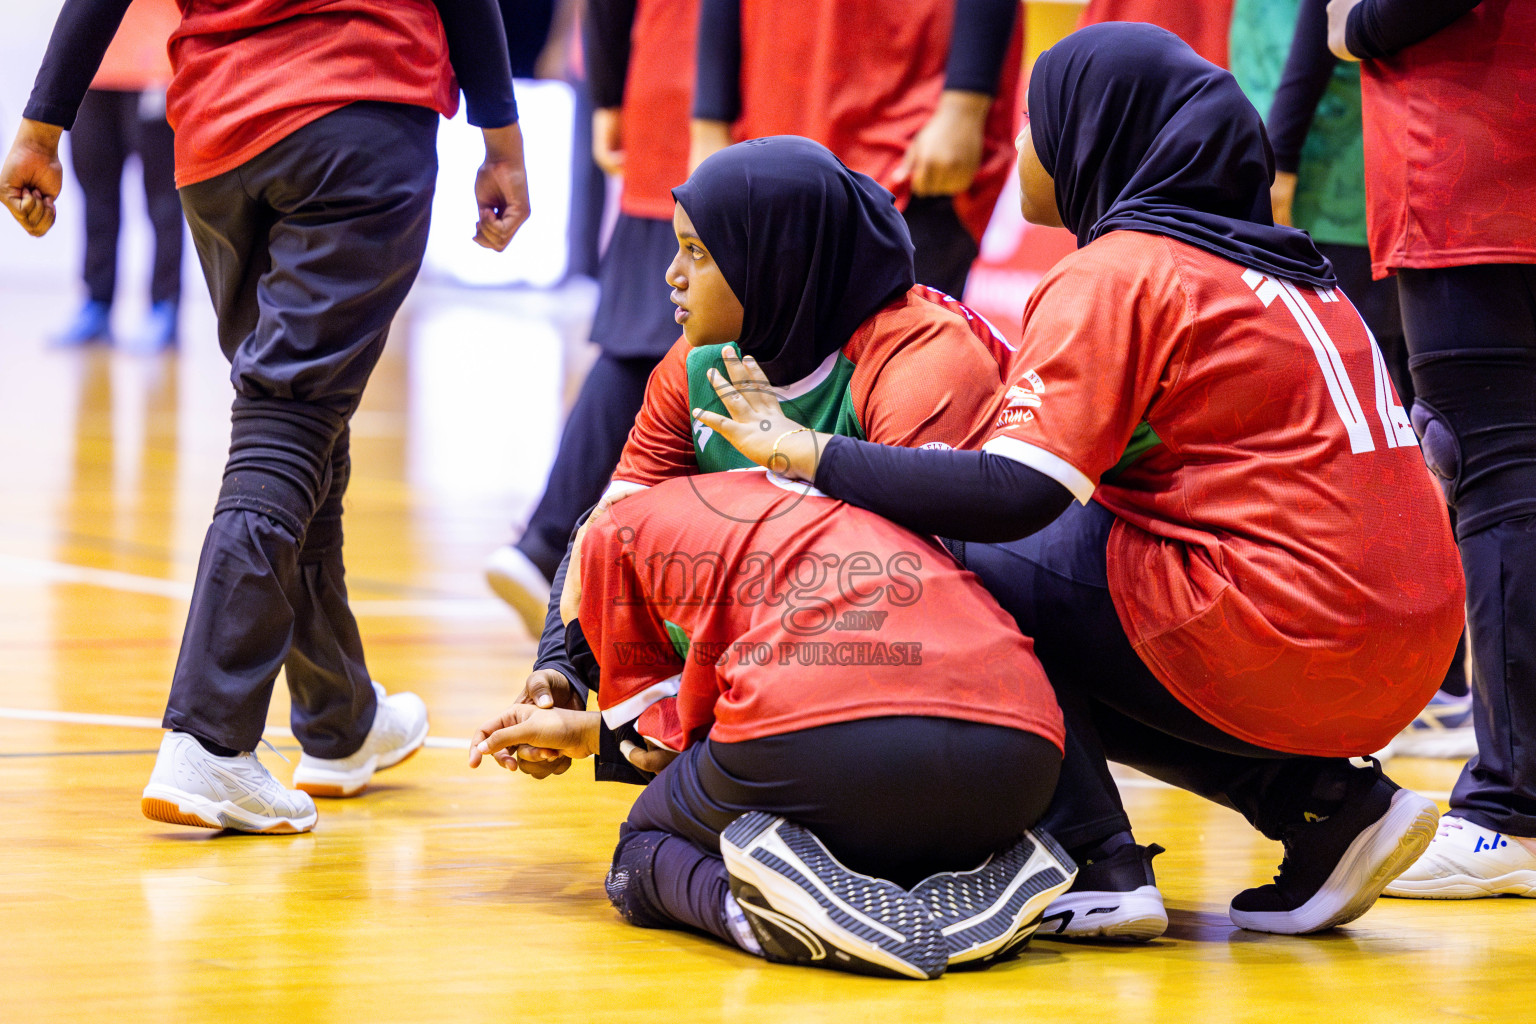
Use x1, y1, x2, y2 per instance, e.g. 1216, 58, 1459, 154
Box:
671, 136, 916, 384
1028, 22, 1336, 288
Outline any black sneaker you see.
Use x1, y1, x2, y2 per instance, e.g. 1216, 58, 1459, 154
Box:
1228, 769, 1439, 934
1035, 841, 1168, 941
720, 812, 947, 980
910, 829, 1077, 968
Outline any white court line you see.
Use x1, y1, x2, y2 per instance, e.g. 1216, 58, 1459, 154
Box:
0, 706, 468, 750
0, 706, 1456, 800
0, 552, 508, 619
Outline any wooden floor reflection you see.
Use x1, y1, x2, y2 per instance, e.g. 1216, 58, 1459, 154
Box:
1, 279, 1530, 1023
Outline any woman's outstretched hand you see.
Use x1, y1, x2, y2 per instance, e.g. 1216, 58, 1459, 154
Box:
692, 346, 828, 482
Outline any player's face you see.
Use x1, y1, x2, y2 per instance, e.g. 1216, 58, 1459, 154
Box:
667, 204, 745, 348
1016, 123, 1063, 228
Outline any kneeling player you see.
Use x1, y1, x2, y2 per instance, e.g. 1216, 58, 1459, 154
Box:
471, 470, 1072, 980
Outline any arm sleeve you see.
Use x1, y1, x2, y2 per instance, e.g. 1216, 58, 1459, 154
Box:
22, 0, 136, 129
433, 0, 519, 126
1345, 0, 1484, 59
531, 514, 590, 702
943, 0, 1019, 95
814, 437, 1073, 543
692, 0, 742, 121
1267, 0, 1335, 175
584, 0, 638, 109
611, 343, 700, 486
579, 515, 715, 771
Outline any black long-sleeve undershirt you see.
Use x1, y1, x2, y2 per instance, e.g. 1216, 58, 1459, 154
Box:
692, 0, 1018, 122
437, 0, 519, 127
813, 435, 1075, 544
23, 0, 518, 131
532, 512, 587, 702
692, 0, 742, 122
22, 0, 133, 129
1345, 0, 1484, 59
584, 0, 639, 109
1268, 0, 1336, 175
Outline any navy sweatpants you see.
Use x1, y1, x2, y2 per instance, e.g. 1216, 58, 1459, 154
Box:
163, 102, 439, 756
956, 501, 1377, 852
612, 717, 1060, 944
1400, 263, 1536, 837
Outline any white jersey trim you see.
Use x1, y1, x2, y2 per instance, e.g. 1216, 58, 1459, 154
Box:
602, 673, 683, 729
775, 349, 843, 400
982, 436, 1096, 505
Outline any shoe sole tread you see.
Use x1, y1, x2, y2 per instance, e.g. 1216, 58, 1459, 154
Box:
721, 812, 946, 980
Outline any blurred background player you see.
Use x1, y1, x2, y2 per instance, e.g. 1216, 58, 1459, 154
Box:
486, 0, 700, 635
1321, 0, 1536, 899
472, 470, 1073, 979
2, 0, 529, 834
697, 23, 1465, 938
1074, 0, 1233, 68
688, 0, 1022, 299
53, 0, 182, 353
1230, 0, 1473, 761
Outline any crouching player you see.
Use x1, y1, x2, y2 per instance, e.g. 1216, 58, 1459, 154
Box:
471, 469, 1073, 979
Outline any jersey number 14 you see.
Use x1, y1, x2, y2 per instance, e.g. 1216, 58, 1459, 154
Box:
1243, 268, 1417, 454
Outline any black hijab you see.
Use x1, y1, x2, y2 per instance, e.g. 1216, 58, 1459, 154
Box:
671, 136, 916, 384
1028, 22, 1336, 288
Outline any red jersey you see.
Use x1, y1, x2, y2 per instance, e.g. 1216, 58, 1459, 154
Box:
1360, 0, 1536, 277
733, 0, 1021, 242
1076, 0, 1234, 68
611, 285, 1013, 486
165, 0, 459, 186
94, 0, 178, 91
579, 471, 1064, 751
619, 0, 696, 219
983, 231, 1464, 756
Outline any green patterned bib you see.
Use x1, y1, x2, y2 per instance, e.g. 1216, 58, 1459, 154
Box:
686, 344, 866, 473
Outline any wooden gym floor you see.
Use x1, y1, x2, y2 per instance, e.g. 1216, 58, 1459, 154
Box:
1, 276, 1531, 1024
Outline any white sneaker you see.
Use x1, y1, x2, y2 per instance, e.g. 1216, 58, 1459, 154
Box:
1384, 815, 1536, 898
485, 544, 553, 638
142, 731, 317, 834
290, 682, 428, 797
1374, 692, 1478, 761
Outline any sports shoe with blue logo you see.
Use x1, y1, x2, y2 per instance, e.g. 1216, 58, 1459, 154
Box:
721, 812, 948, 980
1384, 815, 1536, 899
1374, 691, 1477, 760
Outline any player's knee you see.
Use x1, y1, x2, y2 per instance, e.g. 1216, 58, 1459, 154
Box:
1409, 350, 1536, 537
1410, 401, 1460, 505
605, 825, 674, 929
215, 396, 346, 538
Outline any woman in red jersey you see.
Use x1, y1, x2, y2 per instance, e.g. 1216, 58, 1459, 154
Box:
698, 23, 1465, 939
510, 137, 1016, 744
473, 470, 1074, 980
